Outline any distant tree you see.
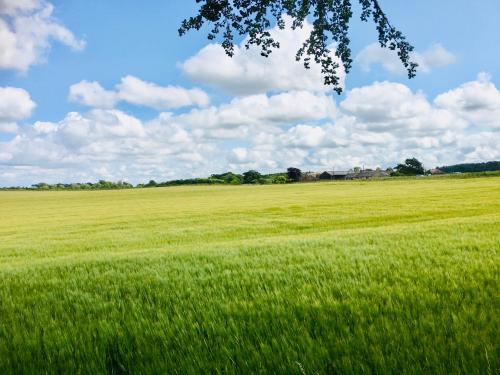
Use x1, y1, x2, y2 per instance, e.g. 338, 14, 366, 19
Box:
438, 161, 500, 174
287, 168, 302, 182
243, 170, 262, 184
353, 166, 361, 173
32, 183, 49, 190
146, 180, 158, 187
211, 172, 243, 184
395, 158, 425, 176
180, 0, 417, 94
258, 178, 271, 184
273, 175, 287, 184
120, 181, 134, 188
27, 180, 135, 191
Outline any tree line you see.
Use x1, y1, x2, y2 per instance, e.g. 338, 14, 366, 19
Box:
138, 171, 288, 188
2, 159, 498, 191
438, 161, 500, 174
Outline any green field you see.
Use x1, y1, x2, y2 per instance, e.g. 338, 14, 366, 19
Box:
0, 176, 499, 374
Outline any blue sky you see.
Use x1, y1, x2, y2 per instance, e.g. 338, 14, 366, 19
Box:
0, 0, 499, 185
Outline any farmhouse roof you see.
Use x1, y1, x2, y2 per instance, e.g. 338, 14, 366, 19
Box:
430, 168, 444, 175
322, 171, 350, 176
346, 169, 390, 179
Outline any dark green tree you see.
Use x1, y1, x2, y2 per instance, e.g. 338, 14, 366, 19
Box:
211, 172, 243, 184
395, 158, 425, 176
243, 170, 262, 183
287, 167, 302, 182
180, 0, 417, 94
438, 161, 500, 174
273, 175, 287, 184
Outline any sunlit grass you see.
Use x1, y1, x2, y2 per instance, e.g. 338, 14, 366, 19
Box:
0, 177, 499, 373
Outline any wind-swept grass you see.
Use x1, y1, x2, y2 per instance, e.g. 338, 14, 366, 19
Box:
0, 177, 499, 373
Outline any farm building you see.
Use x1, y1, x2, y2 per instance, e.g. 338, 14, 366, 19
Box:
430, 168, 445, 175
319, 171, 350, 180
347, 169, 390, 179
301, 172, 321, 182
313, 168, 392, 181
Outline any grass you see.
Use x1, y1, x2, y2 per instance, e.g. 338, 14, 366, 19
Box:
0, 176, 499, 374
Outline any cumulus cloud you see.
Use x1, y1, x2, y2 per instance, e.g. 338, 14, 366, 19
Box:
69, 76, 209, 110
0, 122, 18, 133
340, 81, 466, 133
229, 127, 499, 174
226, 78, 499, 171
0, 0, 39, 15
0, 108, 218, 185
0, 86, 36, 121
178, 91, 336, 132
181, 16, 345, 95
68, 81, 118, 109
0, 86, 36, 133
2, 76, 500, 186
0, 0, 85, 71
434, 72, 500, 129
356, 43, 456, 75
284, 125, 326, 148
116, 75, 209, 110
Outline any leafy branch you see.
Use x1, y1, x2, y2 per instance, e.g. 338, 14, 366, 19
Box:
179, 0, 418, 94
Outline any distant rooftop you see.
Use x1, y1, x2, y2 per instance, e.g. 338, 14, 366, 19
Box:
323, 171, 350, 175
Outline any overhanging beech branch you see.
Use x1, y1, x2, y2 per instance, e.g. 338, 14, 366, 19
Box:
179, 0, 418, 94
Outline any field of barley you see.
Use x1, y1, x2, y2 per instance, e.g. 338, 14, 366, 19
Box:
0, 176, 499, 374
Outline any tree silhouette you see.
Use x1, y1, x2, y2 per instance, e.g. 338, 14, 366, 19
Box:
396, 158, 425, 175
287, 167, 302, 182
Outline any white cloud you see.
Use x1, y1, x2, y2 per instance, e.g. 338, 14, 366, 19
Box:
0, 86, 36, 121
351, 131, 395, 145
0, 108, 220, 185
0, 86, 36, 133
177, 91, 336, 132
224, 78, 499, 172
418, 44, 457, 71
0, 0, 85, 71
233, 124, 499, 174
69, 76, 209, 110
0, 0, 39, 15
0, 122, 18, 133
341, 82, 429, 124
181, 16, 345, 95
434, 72, 500, 129
340, 81, 467, 133
2, 76, 500, 186
228, 146, 307, 171
356, 43, 456, 75
116, 75, 209, 110
281, 125, 326, 148
68, 81, 118, 109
